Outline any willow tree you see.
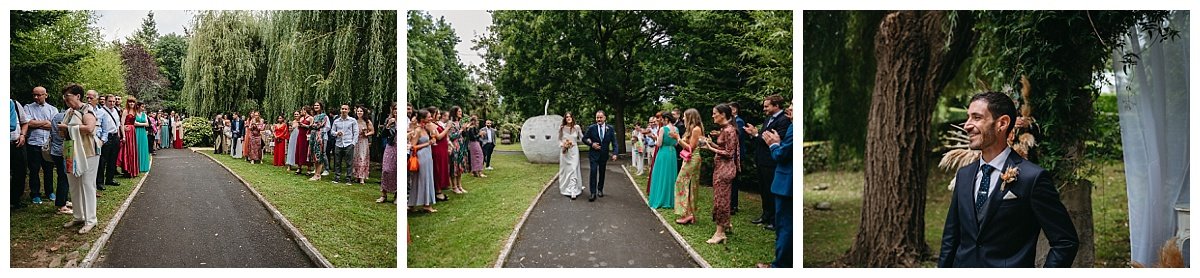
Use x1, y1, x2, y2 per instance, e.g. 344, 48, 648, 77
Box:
182, 10, 396, 120
261, 10, 396, 121
180, 10, 263, 117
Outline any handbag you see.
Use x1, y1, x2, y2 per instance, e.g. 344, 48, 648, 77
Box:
408, 148, 420, 172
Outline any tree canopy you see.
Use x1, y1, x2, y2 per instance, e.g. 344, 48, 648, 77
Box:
409, 10, 793, 153
180, 10, 397, 120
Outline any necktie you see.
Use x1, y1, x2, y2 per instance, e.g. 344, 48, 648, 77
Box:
599, 125, 605, 141
975, 164, 995, 212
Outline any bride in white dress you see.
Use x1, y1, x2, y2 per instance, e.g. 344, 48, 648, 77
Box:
558, 113, 583, 199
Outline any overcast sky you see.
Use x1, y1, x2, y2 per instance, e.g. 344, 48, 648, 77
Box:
426, 10, 492, 68
94, 10, 194, 42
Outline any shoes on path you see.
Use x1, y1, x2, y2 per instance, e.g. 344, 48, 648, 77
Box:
57, 207, 73, 215
63, 220, 83, 228
32, 197, 43, 204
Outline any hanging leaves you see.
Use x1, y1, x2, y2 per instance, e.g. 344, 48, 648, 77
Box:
181, 10, 396, 121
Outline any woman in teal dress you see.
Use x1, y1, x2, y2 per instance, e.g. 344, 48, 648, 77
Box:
648, 113, 679, 209
134, 104, 151, 172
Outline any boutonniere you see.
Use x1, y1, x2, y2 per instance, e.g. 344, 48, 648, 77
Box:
1000, 166, 1020, 191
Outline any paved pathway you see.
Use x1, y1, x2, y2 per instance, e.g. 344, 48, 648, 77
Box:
97, 149, 315, 267
503, 158, 697, 268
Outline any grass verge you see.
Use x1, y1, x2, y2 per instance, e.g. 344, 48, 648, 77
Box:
406, 153, 558, 268
10, 167, 145, 267
628, 166, 778, 268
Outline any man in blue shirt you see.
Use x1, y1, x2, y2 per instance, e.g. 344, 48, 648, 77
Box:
330, 104, 360, 184
24, 86, 60, 205
48, 111, 72, 214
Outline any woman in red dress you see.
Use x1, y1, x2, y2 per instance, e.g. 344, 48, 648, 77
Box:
118, 98, 140, 177
429, 107, 451, 201
172, 113, 184, 149
273, 115, 289, 166
292, 106, 312, 175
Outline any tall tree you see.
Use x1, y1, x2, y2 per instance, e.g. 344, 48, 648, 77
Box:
130, 11, 159, 48
840, 11, 976, 267
61, 42, 127, 96
154, 33, 189, 92
481, 10, 682, 153
407, 10, 471, 109
121, 42, 168, 110
10, 10, 101, 105
180, 10, 262, 117
261, 10, 396, 121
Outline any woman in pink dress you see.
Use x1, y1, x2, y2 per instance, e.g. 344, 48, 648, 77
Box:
352, 107, 375, 184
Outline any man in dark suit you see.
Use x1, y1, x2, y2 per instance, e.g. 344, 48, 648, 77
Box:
582, 110, 619, 202
743, 95, 791, 230
759, 120, 793, 268
230, 112, 244, 156
938, 91, 1078, 268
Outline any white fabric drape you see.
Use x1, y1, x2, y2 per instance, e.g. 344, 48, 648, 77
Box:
1113, 11, 1190, 267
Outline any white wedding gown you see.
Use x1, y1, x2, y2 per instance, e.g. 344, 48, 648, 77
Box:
558, 126, 583, 197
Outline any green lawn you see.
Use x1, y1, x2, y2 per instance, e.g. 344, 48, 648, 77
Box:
802, 161, 1130, 268
627, 166, 778, 268
10, 166, 146, 268
406, 153, 559, 268
202, 150, 397, 268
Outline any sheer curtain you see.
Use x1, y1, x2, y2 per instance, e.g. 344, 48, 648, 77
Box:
1113, 11, 1190, 267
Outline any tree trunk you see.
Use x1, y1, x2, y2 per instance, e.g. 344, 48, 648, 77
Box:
613, 101, 627, 155
838, 11, 976, 267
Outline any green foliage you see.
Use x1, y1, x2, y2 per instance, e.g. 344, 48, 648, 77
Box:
121, 42, 169, 110
182, 11, 396, 120
129, 11, 159, 49
182, 116, 212, 147
10, 10, 103, 106
1088, 94, 1123, 160
180, 10, 263, 117
472, 10, 792, 153
801, 11, 881, 161
407, 11, 471, 109
59, 43, 127, 96
968, 11, 1171, 183
261, 10, 397, 122
154, 33, 189, 92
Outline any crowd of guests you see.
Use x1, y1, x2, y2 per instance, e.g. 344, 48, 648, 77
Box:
406, 105, 499, 213
9, 85, 180, 234
625, 95, 793, 268
210, 102, 401, 203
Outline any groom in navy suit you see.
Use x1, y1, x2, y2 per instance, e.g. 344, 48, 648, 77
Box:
582, 110, 619, 202
938, 92, 1078, 268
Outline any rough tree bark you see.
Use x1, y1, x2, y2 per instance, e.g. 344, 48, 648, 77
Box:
838, 11, 976, 267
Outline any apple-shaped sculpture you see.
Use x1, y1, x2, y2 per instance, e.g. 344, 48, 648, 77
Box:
520, 115, 564, 164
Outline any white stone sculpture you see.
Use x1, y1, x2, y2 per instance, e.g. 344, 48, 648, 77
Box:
520, 115, 564, 164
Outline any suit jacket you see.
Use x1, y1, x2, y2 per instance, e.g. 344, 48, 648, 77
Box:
583, 123, 618, 162
768, 125, 793, 197
938, 150, 1079, 268
734, 116, 748, 161
751, 111, 791, 168
231, 119, 245, 138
